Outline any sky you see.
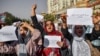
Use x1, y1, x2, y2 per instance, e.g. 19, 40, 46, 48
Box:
0, 0, 47, 19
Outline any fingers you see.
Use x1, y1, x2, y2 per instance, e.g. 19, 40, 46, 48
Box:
57, 41, 64, 47
32, 4, 37, 10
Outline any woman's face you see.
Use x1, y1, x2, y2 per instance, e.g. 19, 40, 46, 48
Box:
45, 21, 54, 32
74, 25, 84, 37
19, 27, 27, 36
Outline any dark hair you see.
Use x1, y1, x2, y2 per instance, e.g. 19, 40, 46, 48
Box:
44, 20, 54, 26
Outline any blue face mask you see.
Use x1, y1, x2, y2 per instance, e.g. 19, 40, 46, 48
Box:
91, 36, 100, 46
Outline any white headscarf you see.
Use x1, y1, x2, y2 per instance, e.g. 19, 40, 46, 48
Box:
72, 25, 91, 56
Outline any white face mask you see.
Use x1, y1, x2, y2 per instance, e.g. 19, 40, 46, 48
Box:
17, 44, 27, 56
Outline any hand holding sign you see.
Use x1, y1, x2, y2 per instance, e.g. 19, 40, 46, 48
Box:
44, 35, 61, 48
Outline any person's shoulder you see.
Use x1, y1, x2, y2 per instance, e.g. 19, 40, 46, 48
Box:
31, 29, 41, 40
33, 29, 40, 34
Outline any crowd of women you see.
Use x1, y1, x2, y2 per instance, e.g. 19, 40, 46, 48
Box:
0, 4, 100, 56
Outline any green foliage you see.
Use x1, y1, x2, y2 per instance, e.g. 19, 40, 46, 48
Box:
3, 12, 31, 25
5, 17, 13, 25
44, 14, 55, 22
4, 12, 21, 25
4, 12, 14, 25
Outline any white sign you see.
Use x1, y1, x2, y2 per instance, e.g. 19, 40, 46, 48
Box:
36, 14, 44, 22
67, 8, 93, 25
44, 35, 61, 48
0, 26, 18, 42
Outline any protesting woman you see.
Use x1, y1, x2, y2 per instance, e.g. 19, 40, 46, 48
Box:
31, 4, 68, 56
16, 22, 42, 56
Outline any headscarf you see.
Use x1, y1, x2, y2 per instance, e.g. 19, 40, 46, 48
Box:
18, 30, 31, 44
17, 28, 31, 56
44, 20, 62, 36
72, 25, 91, 56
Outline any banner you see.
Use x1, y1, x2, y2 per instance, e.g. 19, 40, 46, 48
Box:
67, 8, 93, 25
36, 14, 44, 22
44, 35, 61, 48
0, 26, 18, 42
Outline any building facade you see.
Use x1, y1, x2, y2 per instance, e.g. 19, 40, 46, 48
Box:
47, 0, 100, 19
47, 0, 90, 14
47, 0, 72, 14
88, 0, 100, 14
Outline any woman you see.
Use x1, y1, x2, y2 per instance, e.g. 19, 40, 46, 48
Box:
72, 25, 91, 56
31, 4, 68, 56
16, 22, 42, 56
61, 23, 91, 56
43, 20, 67, 56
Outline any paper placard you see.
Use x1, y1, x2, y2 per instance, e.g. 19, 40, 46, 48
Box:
44, 35, 61, 48
0, 26, 18, 42
36, 14, 44, 22
67, 8, 93, 25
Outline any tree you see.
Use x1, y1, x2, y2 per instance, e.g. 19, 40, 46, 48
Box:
44, 14, 55, 22
4, 12, 22, 25
4, 12, 14, 25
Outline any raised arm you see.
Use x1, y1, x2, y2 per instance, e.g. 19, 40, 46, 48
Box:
31, 4, 36, 16
61, 22, 72, 42
60, 13, 72, 41
21, 22, 35, 33
31, 4, 44, 33
91, 15, 100, 40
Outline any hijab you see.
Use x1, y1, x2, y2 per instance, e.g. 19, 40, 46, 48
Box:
44, 20, 62, 36
72, 25, 91, 56
17, 28, 31, 56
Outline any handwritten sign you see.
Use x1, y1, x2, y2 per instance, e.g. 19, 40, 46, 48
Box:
0, 26, 18, 42
67, 8, 93, 25
44, 35, 61, 48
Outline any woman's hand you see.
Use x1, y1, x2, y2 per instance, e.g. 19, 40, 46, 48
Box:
31, 4, 37, 16
57, 41, 64, 47
38, 39, 42, 45
32, 4, 37, 10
